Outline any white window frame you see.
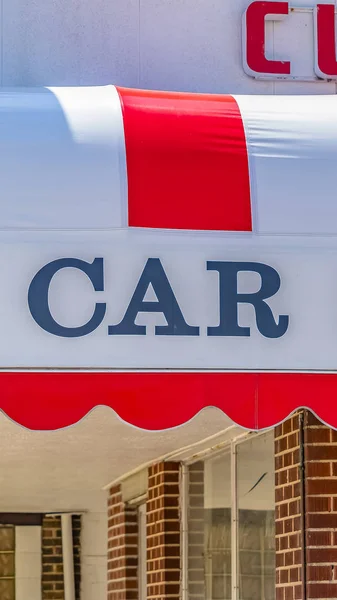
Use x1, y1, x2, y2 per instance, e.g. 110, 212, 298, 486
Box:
181, 430, 274, 600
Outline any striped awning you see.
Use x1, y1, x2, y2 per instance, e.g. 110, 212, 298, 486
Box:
0, 86, 336, 430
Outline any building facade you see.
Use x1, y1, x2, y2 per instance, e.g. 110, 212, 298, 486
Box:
106, 411, 337, 600
0, 0, 336, 599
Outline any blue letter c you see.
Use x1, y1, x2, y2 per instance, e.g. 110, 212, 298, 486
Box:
28, 258, 106, 337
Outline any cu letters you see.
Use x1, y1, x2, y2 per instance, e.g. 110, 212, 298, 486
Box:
28, 257, 289, 339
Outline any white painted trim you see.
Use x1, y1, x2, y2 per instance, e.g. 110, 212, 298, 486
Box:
46, 512, 85, 517
231, 442, 238, 600
180, 464, 189, 600
182, 430, 273, 469
61, 514, 75, 600
103, 426, 271, 491
127, 493, 147, 507
103, 424, 239, 490
15, 526, 42, 600
180, 429, 252, 466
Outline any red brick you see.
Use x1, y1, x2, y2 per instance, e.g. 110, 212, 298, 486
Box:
284, 452, 293, 467
306, 496, 330, 513
276, 487, 284, 503
276, 553, 285, 568
285, 585, 294, 600
292, 449, 300, 465
279, 503, 289, 518
307, 583, 337, 599
307, 548, 337, 563
288, 432, 299, 449
276, 520, 284, 536
283, 419, 293, 435
306, 461, 331, 478
307, 565, 333, 582
288, 500, 300, 516
306, 513, 337, 529
306, 478, 337, 495
293, 483, 301, 498
284, 551, 294, 566
306, 428, 331, 444
289, 533, 300, 548
290, 567, 300, 582
276, 587, 284, 600
305, 412, 323, 427
288, 466, 300, 483
284, 518, 293, 533
307, 530, 332, 547
280, 569, 289, 584
284, 484, 294, 500
280, 536, 289, 550
275, 423, 283, 438
276, 437, 288, 453
276, 454, 283, 470
306, 445, 337, 461
277, 470, 288, 485
332, 532, 337, 545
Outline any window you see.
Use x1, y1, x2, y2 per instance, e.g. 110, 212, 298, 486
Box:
186, 432, 275, 600
237, 435, 275, 600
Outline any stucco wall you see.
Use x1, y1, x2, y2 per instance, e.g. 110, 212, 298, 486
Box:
0, 0, 335, 95
81, 511, 107, 600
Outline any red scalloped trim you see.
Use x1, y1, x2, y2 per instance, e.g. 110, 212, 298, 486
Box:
0, 372, 336, 431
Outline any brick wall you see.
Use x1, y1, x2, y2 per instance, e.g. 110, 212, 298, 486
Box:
72, 516, 81, 600
107, 463, 181, 600
305, 411, 337, 600
42, 516, 64, 600
275, 410, 337, 600
275, 413, 302, 600
42, 515, 81, 600
147, 462, 181, 600
107, 485, 138, 600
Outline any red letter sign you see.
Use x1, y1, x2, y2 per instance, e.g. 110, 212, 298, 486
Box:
243, 1, 290, 77
315, 3, 337, 79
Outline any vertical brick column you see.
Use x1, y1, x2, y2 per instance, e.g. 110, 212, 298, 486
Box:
42, 516, 64, 600
187, 461, 205, 600
275, 410, 337, 600
305, 411, 337, 600
72, 516, 81, 600
275, 414, 302, 600
147, 462, 181, 600
107, 485, 138, 600
42, 515, 81, 600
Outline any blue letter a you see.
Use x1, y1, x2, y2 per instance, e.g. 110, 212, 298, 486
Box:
108, 258, 199, 336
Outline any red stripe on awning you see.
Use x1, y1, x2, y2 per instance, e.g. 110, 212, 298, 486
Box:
117, 88, 252, 232
2, 372, 337, 431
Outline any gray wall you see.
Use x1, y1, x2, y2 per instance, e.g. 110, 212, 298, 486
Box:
0, 0, 336, 94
